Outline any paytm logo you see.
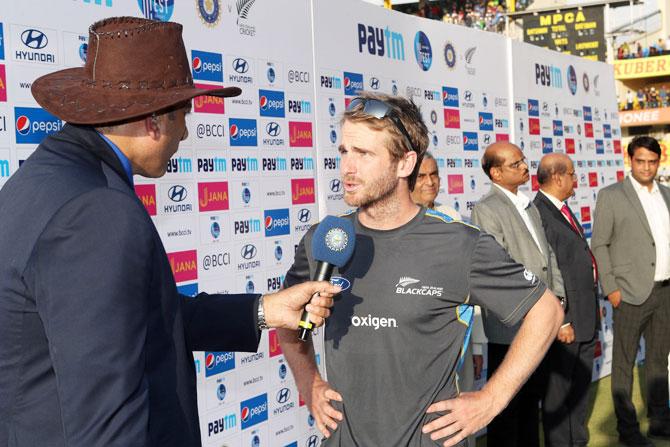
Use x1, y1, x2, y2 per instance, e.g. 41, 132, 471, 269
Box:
15, 107, 63, 144
320, 74, 342, 89
535, 63, 562, 89
442, 86, 459, 107
0, 158, 9, 178
343, 71, 363, 96
463, 131, 478, 151
205, 351, 235, 377
357, 23, 405, 61
264, 208, 290, 237
240, 393, 268, 430
229, 118, 258, 146
478, 112, 493, 131
191, 50, 223, 83
259, 89, 285, 117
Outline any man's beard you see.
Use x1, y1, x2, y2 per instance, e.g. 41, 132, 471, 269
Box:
343, 164, 399, 209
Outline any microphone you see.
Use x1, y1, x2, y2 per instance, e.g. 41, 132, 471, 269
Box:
298, 215, 356, 341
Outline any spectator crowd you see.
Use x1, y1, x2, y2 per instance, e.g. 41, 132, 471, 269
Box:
620, 85, 670, 111
616, 37, 670, 59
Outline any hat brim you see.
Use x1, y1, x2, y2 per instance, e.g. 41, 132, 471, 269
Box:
31, 67, 242, 125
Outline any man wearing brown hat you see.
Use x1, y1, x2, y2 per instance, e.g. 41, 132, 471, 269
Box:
0, 17, 338, 447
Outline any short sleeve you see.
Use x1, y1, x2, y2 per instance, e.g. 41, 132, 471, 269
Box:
468, 232, 547, 327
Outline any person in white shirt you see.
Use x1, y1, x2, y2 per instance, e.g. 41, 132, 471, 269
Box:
592, 135, 670, 446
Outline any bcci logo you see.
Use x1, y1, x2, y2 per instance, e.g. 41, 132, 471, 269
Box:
325, 228, 348, 252
197, 0, 221, 27
444, 41, 456, 69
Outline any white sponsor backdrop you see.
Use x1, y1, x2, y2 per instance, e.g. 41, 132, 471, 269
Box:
0, 0, 649, 445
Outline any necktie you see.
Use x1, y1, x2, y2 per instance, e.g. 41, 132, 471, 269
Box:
561, 203, 598, 282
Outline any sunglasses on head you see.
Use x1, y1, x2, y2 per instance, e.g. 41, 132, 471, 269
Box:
346, 97, 417, 154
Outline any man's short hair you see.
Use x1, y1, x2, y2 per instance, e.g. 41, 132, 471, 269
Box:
341, 92, 428, 189
537, 158, 568, 185
627, 135, 661, 158
481, 150, 503, 180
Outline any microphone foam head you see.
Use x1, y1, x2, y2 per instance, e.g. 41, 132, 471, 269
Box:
311, 215, 356, 267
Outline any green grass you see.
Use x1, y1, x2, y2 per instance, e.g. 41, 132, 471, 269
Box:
477, 366, 670, 446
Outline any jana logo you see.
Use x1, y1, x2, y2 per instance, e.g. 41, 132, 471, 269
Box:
567, 65, 577, 95
197, 0, 220, 27
330, 276, 351, 291
414, 31, 432, 71
137, 0, 174, 21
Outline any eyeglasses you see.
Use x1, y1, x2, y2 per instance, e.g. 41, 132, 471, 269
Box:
346, 97, 417, 153
504, 157, 527, 170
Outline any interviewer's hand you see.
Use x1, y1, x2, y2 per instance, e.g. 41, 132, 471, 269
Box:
608, 289, 622, 308
262, 281, 340, 330
423, 390, 499, 446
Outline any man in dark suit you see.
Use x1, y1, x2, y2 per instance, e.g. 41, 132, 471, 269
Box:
534, 153, 599, 447
471, 141, 565, 447
592, 136, 670, 447
0, 17, 338, 447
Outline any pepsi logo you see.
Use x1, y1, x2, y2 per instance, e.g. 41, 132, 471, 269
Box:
16, 116, 30, 135
241, 406, 250, 422
259, 96, 268, 110
230, 124, 239, 139
265, 215, 273, 230
344, 77, 351, 88
205, 353, 215, 369
192, 57, 202, 73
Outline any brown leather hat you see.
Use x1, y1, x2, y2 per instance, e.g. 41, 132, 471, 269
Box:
31, 16, 241, 125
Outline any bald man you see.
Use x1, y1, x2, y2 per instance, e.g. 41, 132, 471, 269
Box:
410, 152, 461, 220
471, 142, 565, 447
534, 154, 598, 447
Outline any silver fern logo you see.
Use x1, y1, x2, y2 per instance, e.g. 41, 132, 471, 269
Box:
464, 47, 476, 75
396, 277, 420, 288
236, 0, 255, 23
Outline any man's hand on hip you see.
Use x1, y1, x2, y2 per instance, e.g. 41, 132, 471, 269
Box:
608, 289, 622, 308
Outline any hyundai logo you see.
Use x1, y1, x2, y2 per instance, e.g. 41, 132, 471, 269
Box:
276, 387, 290, 404
241, 244, 257, 260
266, 121, 280, 137
168, 185, 187, 202
369, 77, 380, 90
483, 134, 491, 144
464, 90, 472, 101
542, 102, 549, 112
330, 179, 342, 193
306, 435, 319, 447
298, 208, 311, 222
233, 57, 249, 74
21, 29, 48, 49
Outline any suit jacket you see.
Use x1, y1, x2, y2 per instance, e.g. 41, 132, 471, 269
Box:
591, 177, 670, 304
471, 185, 564, 344
0, 124, 261, 447
534, 192, 598, 342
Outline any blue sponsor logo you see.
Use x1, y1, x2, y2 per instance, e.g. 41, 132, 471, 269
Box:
14, 107, 63, 144
278, 363, 287, 379
463, 131, 478, 151
414, 31, 432, 71
258, 89, 285, 118
343, 71, 364, 96
217, 383, 226, 401
552, 120, 563, 136
264, 208, 290, 237
567, 65, 577, 95
442, 86, 459, 107
0, 23, 4, 60
583, 106, 592, 122
197, 0, 220, 25
528, 99, 539, 117
137, 0, 174, 21
595, 139, 604, 154
191, 50, 223, 83
177, 283, 199, 297
603, 124, 611, 138
542, 137, 553, 153
582, 222, 592, 239
478, 112, 493, 131
246, 280, 255, 293
205, 351, 235, 377
240, 393, 268, 430
229, 118, 258, 147
330, 276, 351, 291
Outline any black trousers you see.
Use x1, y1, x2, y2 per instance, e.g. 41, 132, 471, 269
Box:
542, 336, 596, 447
486, 343, 547, 447
612, 282, 670, 437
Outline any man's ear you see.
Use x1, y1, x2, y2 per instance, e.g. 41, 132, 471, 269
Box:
144, 115, 161, 140
397, 150, 418, 178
